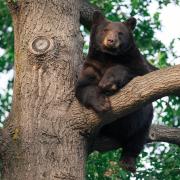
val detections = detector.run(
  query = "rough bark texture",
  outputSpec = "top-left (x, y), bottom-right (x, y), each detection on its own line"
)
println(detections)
top-left (78, 65), bottom-right (180, 129)
top-left (1, 0), bottom-right (180, 180)
top-left (80, 0), bottom-right (100, 30)
top-left (148, 125), bottom-right (180, 145)
top-left (2, 0), bottom-right (86, 179)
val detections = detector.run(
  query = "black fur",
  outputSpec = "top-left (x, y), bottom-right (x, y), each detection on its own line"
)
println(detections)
top-left (75, 11), bottom-right (156, 172)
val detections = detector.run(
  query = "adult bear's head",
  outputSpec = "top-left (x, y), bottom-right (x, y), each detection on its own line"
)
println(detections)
top-left (90, 11), bottom-right (136, 56)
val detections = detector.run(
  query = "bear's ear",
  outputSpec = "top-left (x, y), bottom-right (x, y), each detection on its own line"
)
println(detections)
top-left (92, 11), bottom-right (106, 25)
top-left (125, 17), bottom-right (137, 31)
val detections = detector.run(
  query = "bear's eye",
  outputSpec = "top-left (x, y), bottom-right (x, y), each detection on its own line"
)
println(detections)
top-left (118, 32), bottom-right (123, 36)
top-left (103, 28), bottom-right (108, 32)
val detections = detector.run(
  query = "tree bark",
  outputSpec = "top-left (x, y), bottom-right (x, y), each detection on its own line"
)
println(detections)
top-left (2, 0), bottom-right (87, 179)
top-left (75, 65), bottom-right (180, 129)
top-left (80, 0), bottom-right (100, 30)
top-left (148, 125), bottom-right (180, 145)
top-left (1, 0), bottom-right (180, 180)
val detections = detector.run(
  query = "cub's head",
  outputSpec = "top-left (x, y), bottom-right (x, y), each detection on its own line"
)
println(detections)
top-left (90, 11), bottom-right (136, 55)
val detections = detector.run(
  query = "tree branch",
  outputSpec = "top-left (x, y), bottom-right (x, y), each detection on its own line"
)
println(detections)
top-left (91, 124), bottom-right (180, 152)
top-left (80, 0), bottom-right (100, 30)
top-left (79, 1), bottom-right (180, 147)
top-left (148, 125), bottom-right (180, 145)
top-left (79, 65), bottom-right (180, 129)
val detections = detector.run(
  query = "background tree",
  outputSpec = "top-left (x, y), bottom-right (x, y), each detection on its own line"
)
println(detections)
top-left (0, 0), bottom-right (179, 179)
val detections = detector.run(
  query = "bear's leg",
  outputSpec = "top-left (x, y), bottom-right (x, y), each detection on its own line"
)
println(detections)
top-left (119, 127), bottom-right (149, 173)
top-left (76, 85), bottom-right (111, 112)
top-left (98, 65), bottom-right (133, 93)
top-left (119, 105), bottom-right (153, 172)
top-left (75, 65), bottom-right (111, 112)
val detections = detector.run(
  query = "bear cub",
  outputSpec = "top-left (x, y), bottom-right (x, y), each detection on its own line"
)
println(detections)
top-left (75, 11), bottom-right (156, 172)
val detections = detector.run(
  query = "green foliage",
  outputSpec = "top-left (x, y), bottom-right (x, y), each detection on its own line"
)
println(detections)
top-left (0, 0), bottom-right (13, 125)
top-left (86, 0), bottom-right (180, 179)
top-left (86, 145), bottom-right (180, 179)
top-left (0, 0), bottom-right (179, 179)
top-left (0, 0), bottom-right (14, 71)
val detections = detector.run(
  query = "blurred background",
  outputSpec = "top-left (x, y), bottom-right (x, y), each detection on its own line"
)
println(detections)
top-left (0, 0), bottom-right (180, 179)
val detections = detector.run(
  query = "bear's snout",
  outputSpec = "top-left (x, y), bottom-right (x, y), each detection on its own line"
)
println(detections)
top-left (103, 32), bottom-right (120, 49)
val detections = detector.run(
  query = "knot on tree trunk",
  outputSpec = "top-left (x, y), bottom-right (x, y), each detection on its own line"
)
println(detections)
top-left (29, 36), bottom-right (54, 56)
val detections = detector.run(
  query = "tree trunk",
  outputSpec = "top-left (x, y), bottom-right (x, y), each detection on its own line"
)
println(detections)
top-left (1, 1), bottom-right (180, 180)
top-left (2, 0), bottom-right (87, 179)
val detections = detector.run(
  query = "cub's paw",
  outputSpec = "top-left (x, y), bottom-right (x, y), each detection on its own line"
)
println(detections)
top-left (119, 156), bottom-right (136, 173)
top-left (98, 77), bottom-right (117, 92)
top-left (92, 96), bottom-right (111, 113)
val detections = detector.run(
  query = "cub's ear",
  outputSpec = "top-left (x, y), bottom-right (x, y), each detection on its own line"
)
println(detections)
top-left (125, 17), bottom-right (137, 31)
top-left (92, 11), bottom-right (106, 25)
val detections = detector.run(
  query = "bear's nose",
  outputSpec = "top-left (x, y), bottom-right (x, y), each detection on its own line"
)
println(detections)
top-left (104, 32), bottom-right (119, 48)
top-left (107, 39), bottom-right (115, 45)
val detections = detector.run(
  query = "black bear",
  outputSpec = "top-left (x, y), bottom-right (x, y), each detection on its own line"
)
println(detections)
top-left (75, 11), bottom-right (157, 172)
